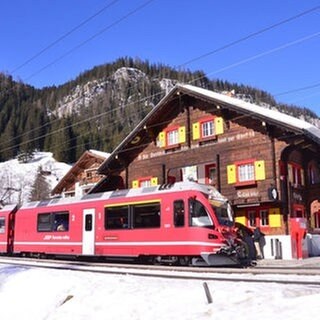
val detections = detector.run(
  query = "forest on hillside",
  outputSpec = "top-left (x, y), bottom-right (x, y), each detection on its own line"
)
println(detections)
top-left (0, 57), bottom-right (318, 163)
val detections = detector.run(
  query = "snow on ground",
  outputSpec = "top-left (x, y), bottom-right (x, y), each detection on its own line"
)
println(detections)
top-left (0, 265), bottom-right (320, 320)
top-left (0, 152), bottom-right (71, 204)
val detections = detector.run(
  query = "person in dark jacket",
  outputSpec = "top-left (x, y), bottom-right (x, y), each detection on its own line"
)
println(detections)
top-left (253, 227), bottom-right (265, 259)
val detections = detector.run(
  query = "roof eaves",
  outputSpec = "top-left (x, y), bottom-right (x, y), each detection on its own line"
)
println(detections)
top-left (98, 85), bottom-right (181, 174)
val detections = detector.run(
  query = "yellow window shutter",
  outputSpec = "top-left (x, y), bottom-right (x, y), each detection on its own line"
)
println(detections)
top-left (227, 164), bottom-right (236, 184)
top-left (269, 208), bottom-right (281, 228)
top-left (132, 180), bottom-right (139, 189)
top-left (178, 126), bottom-right (186, 144)
top-left (192, 122), bottom-right (200, 140)
top-left (151, 177), bottom-right (158, 186)
top-left (158, 131), bottom-right (166, 148)
top-left (214, 117), bottom-right (224, 135)
top-left (255, 160), bottom-right (266, 180)
top-left (235, 216), bottom-right (247, 226)
top-left (235, 210), bottom-right (246, 226)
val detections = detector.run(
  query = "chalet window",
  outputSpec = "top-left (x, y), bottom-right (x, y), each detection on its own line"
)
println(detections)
top-left (132, 177), bottom-right (158, 188)
top-left (167, 129), bottom-right (179, 146)
top-left (260, 209), bottom-right (269, 226)
top-left (202, 119), bottom-right (214, 138)
top-left (37, 212), bottom-right (69, 232)
top-left (86, 171), bottom-right (93, 179)
top-left (237, 207), bottom-right (281, 229)
top-left (158, 126), bottom-right (186, 148)
top-left (204, 164), bottom-right (217, 186)
top-left (248, 210), bottom-right (256, 227)
top-left (308, 161), bottom-right (320, 185)
top-left (288, 162), bottom-right (304, 187)
top-left (227, 160), bottom-right (265, 185)
top-left (238, 163), bottom-right (255, 182)
top-left (192, 117), bottom-right (224, 141)
top-left (0, 217), bottom-right (5, 233)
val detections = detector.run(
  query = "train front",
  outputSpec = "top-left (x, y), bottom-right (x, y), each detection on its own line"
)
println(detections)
top-left (200, 188), bottom-right (249, 267)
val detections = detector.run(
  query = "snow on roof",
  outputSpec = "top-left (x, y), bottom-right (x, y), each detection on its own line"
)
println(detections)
top-left (89, 149), bottom-right (110, 159)
top-left (179, 84), bottom-right (320, 141)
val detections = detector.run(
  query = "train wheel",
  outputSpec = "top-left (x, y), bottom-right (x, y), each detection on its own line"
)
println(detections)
top-left (178, 256), bottom-right (190, 266)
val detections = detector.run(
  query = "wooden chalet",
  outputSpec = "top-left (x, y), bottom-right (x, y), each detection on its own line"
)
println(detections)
top-left (93, 84), bottom-right (320, 258)
top-left (52, 150), bottom-right (109, 198)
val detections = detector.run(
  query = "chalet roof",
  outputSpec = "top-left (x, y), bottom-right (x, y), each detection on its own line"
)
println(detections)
top-left (51, 149), bottom-right (109, 195)
top-left (98, 83), bottom-right (320, 175)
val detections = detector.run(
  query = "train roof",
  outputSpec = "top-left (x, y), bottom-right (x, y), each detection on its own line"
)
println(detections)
top-left (16, 182), bottom-right (227, 210)
top-left (0, 204), bottom-right (18, 213)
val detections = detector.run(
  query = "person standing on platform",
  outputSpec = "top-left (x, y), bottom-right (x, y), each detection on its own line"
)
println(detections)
top-left (253, 227), bottom-right (265, 259)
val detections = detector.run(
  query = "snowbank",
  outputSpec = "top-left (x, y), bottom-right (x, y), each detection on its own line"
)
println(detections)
top-left (0, 265), bottom-right (320, 320)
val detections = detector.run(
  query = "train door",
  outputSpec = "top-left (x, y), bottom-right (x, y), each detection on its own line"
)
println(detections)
top-left (82, 208), bottom-right (95, 255)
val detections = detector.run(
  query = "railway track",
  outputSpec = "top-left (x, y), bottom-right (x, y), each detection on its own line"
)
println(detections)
top-left (1, 256), bottom-right (320, 286)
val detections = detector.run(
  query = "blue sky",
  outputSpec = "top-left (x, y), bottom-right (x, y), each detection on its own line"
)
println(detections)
top-left (0, 0), bottom-right (319, 114)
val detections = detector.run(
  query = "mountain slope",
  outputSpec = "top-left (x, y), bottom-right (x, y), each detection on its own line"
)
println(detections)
top-left (0, 57), bottom-right (319, 164)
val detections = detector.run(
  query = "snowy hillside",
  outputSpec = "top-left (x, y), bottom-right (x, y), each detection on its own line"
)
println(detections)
top-left (0, 152), bottom-right (71, 205)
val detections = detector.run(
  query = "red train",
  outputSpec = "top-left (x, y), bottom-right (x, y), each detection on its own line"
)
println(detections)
top-left (0, 182), bottom-right (246, 266)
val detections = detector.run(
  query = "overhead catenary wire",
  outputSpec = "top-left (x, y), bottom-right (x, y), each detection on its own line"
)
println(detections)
top-left (178, 5), bottom-right (320, 68)
top-left (10, 0), bottom-right (121, 75)
top-left (0, 5), bottom-right (319, 157)
top-left (0, 37), bottom-right (317, 155)
top-left (24, 0), bottom-right (156, 83)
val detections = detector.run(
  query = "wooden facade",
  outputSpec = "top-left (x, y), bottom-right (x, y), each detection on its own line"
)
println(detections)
top-left (95, 84), bottom-right (320, 239)
top-left (52, 150), bottom-right (108, 197)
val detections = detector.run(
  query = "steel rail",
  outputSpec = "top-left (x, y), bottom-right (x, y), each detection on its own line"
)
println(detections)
top-left (1, 256), bottom-right (320, 286)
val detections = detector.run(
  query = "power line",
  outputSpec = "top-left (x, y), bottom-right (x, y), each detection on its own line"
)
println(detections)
top-left (10, 0), bottom-right (121, 74)
top-left (204, 31), bottom-right (320, 77)
top-left (1, 4), bottom-right (319, 157)
top-left (274, 82), bottom-right (320, 97)
top-left (179, 5), bottom-right (320, 68)
top-left (24, 0), bottom-right (156, 83)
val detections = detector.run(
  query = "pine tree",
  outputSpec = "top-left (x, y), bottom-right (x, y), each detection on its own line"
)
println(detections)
top-left (30, 167), bottom-right (51, 201)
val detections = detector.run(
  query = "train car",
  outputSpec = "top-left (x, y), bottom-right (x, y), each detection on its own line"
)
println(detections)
top-left (0, 204), bottom-right (17, 254)
top-left (2, 182), bottom-right (245, 266)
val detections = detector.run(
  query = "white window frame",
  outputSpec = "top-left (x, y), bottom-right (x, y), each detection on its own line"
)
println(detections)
top-left (167, 129), bottom-right (179, 146)
top-left (238, 163), bottom-right (255, 182)
top-left (260, 209), bottom-right (269, 226)
top-left (201, 120), bottom-right (214, 138)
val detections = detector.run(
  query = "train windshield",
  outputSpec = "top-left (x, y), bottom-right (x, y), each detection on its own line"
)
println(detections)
top-left (189, 199), bottom-right (213, 228)
top-left (210, 200), bottom-right (234, 227)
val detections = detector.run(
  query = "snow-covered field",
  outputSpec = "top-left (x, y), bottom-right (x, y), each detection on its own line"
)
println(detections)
top-left (1, 264), bottom-right (320, 320)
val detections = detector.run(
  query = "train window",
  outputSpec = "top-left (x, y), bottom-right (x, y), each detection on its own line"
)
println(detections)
top-left (174, 200), bottom-right (185, 227)
top-left (132, 202), bottom-right (160, 229)
top-left (37, 212), bottom-right (69, 232)
top-left (214, 205), bottom-right (233, 227)
top-left (85, 214), bottom-right (93, 231)
top-left (189, 199), bottom-right (213, 228)
top-left (105, 206), bottom-right (129, 230)
top-left (0, 217), bottom-right (5, 233)
top-left (54, 213), bottom-right (69, 231)
top-left (37, 213), bottom-right (52, 232)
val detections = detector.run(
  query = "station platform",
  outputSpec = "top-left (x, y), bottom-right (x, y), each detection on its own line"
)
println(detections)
top-left (256, 256), bottom-right (320, 268)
